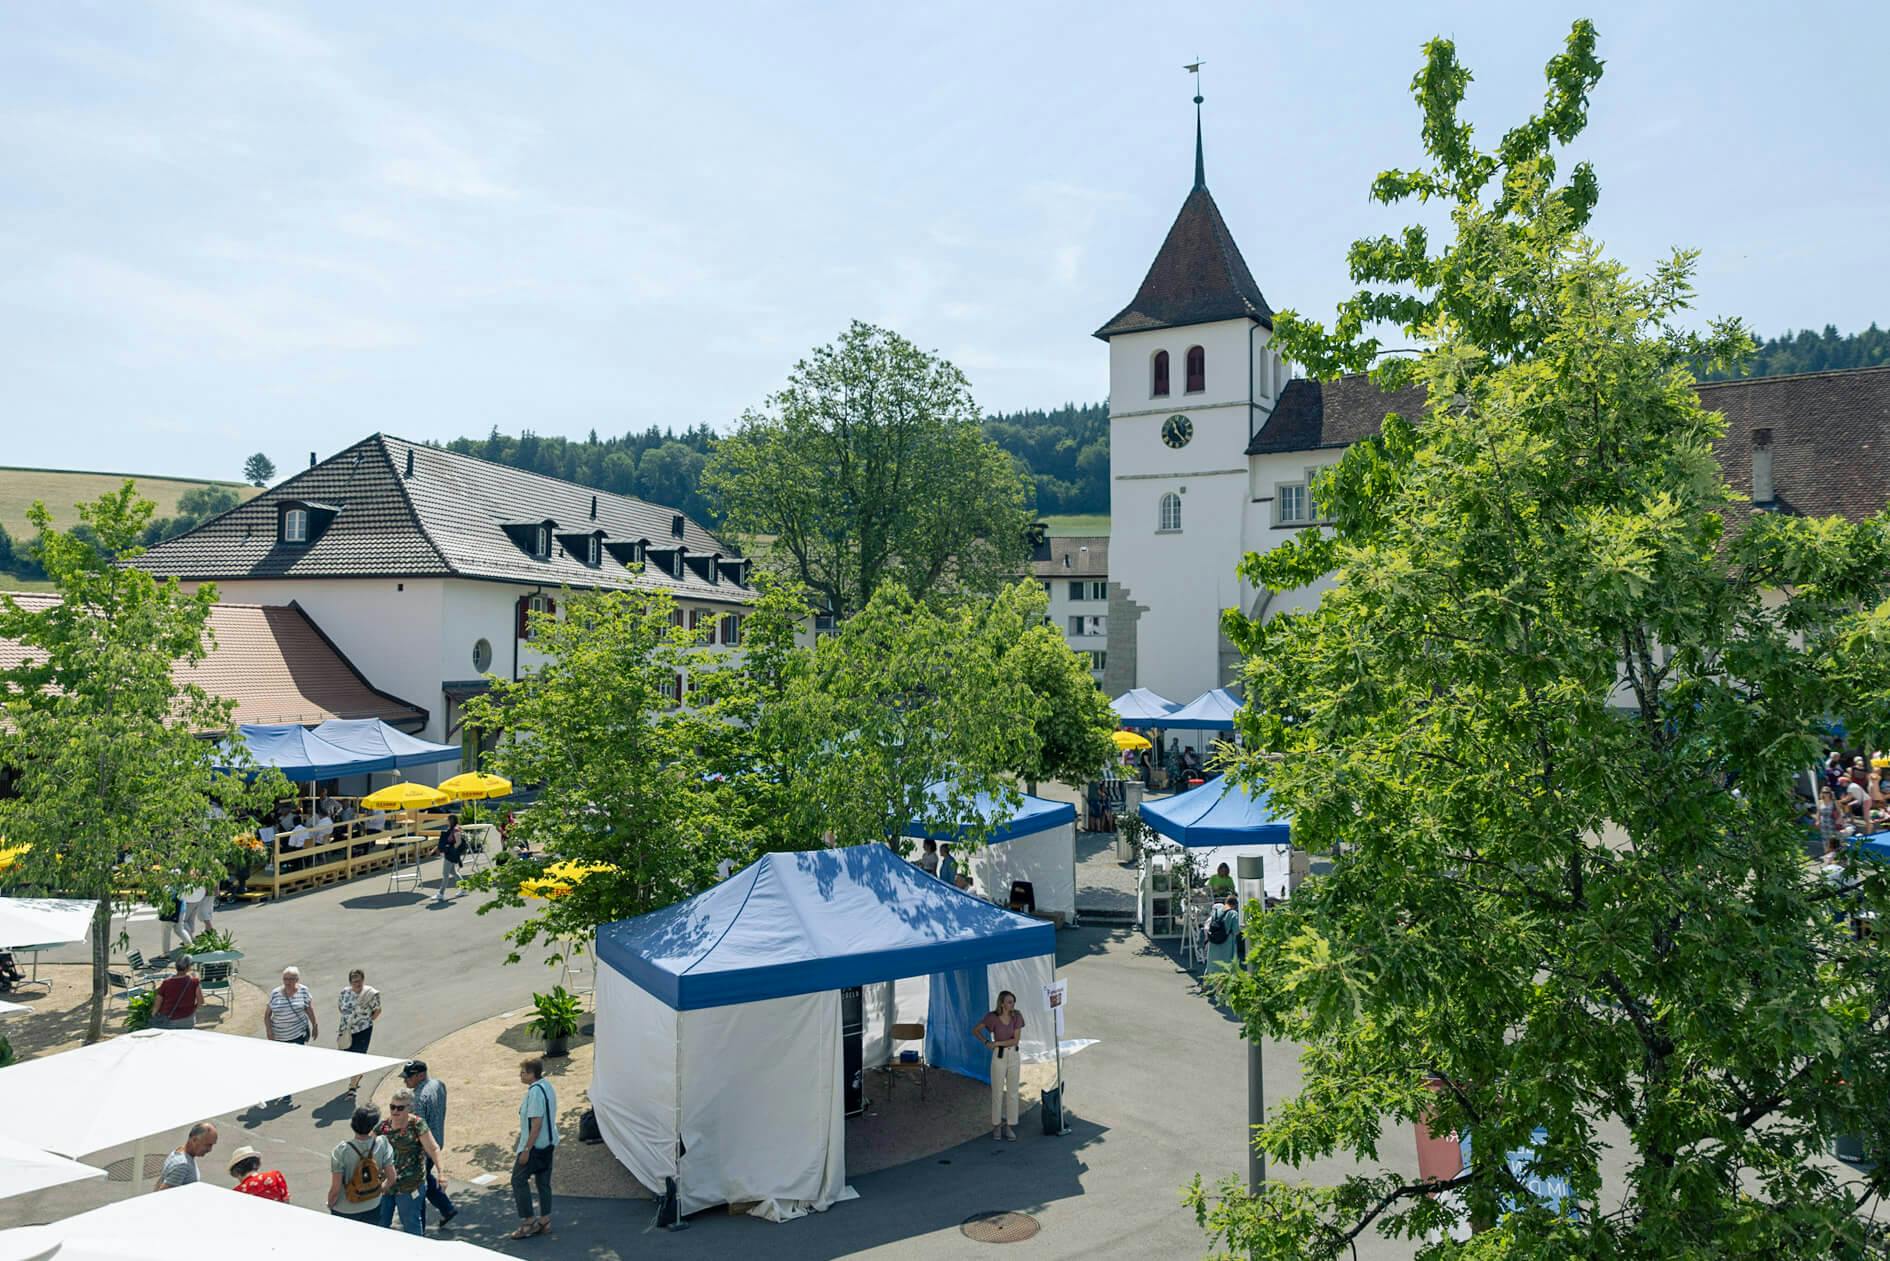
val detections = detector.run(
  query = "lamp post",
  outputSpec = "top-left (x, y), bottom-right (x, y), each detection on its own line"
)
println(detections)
top-left (1236, 853), bottom-right (1266, 1193)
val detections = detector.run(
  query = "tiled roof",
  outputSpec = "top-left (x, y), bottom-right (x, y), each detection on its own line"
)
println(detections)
top-left (1246, 365), bottom-right (1890, 524)
top-left (1247, 376), bottom-right (1431, 455)
top-left (0, 594), bottom-right (425, 731)
top-left (1031, 536), bottom-right (1109, 578)
top-left (128, 434), bottom-right (751, 604)
top-left (1095, 184), bottom-right (1274, 339)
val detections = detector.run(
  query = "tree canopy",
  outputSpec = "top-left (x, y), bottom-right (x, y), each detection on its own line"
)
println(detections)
top-left (1188, 21), bottom-right (1889, 1259)
top-left (703, 322), bottom-right (1035, 618)
top-left (0, 486), bottom-right (285, 1042)
top-left (242, 452), bottom-right (276, 487)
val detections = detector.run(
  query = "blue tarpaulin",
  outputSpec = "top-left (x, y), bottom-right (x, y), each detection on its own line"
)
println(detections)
top-left (219, 723), bottom-right (383, 782)
top-left (595, 843), bottom-right (1055, 1011)
top-left (1111, 687), bottom-right (1180, 727)
top-left (310, 718), bottom-right (461, 770)
top-left (1142, 775), bottom-right (1291, 847)
top-left (1858, 836), bottom-right (1890, 864)
top-left (1162, 687), bottom-right (1244, 731)
top-left (907, 783), bottom-right (1076, 844)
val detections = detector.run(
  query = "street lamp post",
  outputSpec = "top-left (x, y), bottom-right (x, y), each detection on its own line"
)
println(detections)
top-left (1236, 853), bottom-right (1267, 1194)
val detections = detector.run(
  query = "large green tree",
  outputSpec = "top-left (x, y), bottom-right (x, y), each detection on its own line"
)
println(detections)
top-left (704, 322), bottom-right (1035, 619)
top-left (993, 582), bottom-right (1116, 794)
top-left (1188, 21), bottom-right (1888, 1259)
top-left (461, 586), bottom-right (750, 962)
top-left (0, 487), bottom-right (284, 1043)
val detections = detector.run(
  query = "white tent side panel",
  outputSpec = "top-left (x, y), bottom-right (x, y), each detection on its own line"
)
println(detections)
top-left (861, 981), bottom-right (895, 1070)
top-left (968, 822), bottom-right (1077, 919)
top-left (988, 954), bottom-right (1057, 1063)
top-left (676, 990), bottom-right (846, 1218)
top-left (1187, 842), bottom-right (1292, 900)
top-left (591, 965), bottom-right (680, 1195)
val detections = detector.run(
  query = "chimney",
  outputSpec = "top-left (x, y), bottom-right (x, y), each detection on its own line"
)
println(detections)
top-left (590, 495), bottom-right (598, 520)
top-left (670, 513), bottom-right (685, 539)
top-left (1751, 428), bottom-right (1774, 505)
top-left (404, 448), bottom-right (415, 479)
top-left (308, 451), bottom-right (316, 468)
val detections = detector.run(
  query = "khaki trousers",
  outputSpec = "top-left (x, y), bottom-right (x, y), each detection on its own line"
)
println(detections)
top-left (989, 1048), bottom-right (1021, 1126)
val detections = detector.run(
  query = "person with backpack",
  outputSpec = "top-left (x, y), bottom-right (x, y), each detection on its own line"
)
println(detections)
top-left (1204, 893), bottom-right (1241, 978)
top-left (435, 819), bottom-right (466, 904)
top-left (327, 1104), bottom-right (396, 1223)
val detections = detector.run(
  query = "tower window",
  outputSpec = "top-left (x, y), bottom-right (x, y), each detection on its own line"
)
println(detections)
top-left (1152, 350), bottom-right (1171, 398)
top-left (1158, 492), bottom-right (1182, 533)
top-left (1185, 346), bottom-right (1205, 394)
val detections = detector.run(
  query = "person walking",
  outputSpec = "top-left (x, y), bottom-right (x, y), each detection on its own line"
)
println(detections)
top-left (937, 843), bottom-right (958, 887)
top-left (917, 838), bottom-right (940, 876)
top-left (508, 1057), bottom-right (558, 1239)
top-left (403, 1059), bottom-right (458, 1230)
top-left (435, 819), bottom-right (466, 904)
top-left (328, 1104), bottom-right (396, 1223)
top-left (150, 958), bottom-right (202, 1030)
top-left (178, 883), bottom-right (214, 940)
top-left (155, 1122), bottom-right (216, 1191)
top-left (1204, 894), bottom-right (1241, 978)
top-left (974, 991), bottom-right (1025, 1141)
top-left (263, 965), bottom-right (317, 1106)
top-left (227, 1146), bottom-right (289, 1202)
top-left (376, 1089), bottom-right (446, 1235)
top-left (336, 969), bottom-right (381, 1097)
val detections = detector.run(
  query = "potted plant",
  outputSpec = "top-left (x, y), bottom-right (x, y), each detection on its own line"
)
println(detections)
top-left (124, 991), bottom-right (156, 1032)
top-left (528, 986), bottom-right (581, 1057)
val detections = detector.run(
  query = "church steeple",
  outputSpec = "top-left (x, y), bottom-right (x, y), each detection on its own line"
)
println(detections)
top-left (1193, 87), bottom-right (1205, 189)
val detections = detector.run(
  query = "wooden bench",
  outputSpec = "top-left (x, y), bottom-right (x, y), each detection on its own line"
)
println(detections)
top-left (246, 815), bottom-right (447, 900)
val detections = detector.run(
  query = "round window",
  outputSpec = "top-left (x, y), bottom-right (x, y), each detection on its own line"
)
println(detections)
top-left (472, 638), bottom-right (493, 672)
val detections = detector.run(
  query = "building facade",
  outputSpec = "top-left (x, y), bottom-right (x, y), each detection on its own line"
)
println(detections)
top-left (1031, 535), bottom-right (1108, 681)
top-left (1099, 118), bottom-right (1890, 704)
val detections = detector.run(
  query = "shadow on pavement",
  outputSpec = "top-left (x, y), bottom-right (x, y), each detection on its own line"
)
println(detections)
top-left (339, 891), bottom-right (430, 911)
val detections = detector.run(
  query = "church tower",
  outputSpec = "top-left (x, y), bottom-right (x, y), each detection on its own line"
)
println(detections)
top-left (1095, 92), bottom-right (1286, 706)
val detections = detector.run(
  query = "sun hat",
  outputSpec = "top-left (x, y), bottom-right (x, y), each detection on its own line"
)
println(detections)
top-left (226, 1145), bottom-right (262, 1176)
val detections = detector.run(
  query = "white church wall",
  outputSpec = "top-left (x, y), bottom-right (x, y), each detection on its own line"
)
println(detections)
top-left (1240, 448), bottom-right (1348, 623)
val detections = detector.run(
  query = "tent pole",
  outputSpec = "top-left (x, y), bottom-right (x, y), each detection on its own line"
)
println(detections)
top-left (128, 1135), bottom-right (146, 1198)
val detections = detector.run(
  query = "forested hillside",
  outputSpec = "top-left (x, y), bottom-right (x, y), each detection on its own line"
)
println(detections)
top-left (1694, 323), bottom-right (1889, 380)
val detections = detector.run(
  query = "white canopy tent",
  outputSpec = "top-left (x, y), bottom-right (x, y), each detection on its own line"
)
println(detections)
top-left (0, 1182), bottom-right (505, 1260)
top-left (0, 1029), bottom-right (403, 1194)
top-left (0, 899), bottom-right (96, 950)
top-left (0, 1136), bottom-right (106, 1202)
top-left (592, 844), bottom-right (1059, 1221)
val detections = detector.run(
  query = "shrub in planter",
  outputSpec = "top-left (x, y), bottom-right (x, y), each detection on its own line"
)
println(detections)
top-left (528, 986), bottom-right (582, 1057)
top-left (125, 991), bottom-right (156, 1032)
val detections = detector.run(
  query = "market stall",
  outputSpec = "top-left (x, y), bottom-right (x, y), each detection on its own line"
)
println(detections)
top-left (591, 844), bottom-right (1058, 1221)
top-left (1139, 775), bottom-right (1294, 942)
top-left (1161, 686), bottom-right (1245, 731)
top-left (906, 783), bottom-right (1079, 922)
top-left (1110, 687), bottom-right (1180, 728)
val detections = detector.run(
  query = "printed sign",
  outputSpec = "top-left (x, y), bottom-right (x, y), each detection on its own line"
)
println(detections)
top-left (1042, 979), bottom-right (1067, 1038)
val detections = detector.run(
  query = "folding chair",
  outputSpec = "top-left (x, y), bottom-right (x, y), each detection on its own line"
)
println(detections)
top-left (198, 962), bottom-right (234, 1012)
top-left (879, 1022), bottom-right (928, 1100)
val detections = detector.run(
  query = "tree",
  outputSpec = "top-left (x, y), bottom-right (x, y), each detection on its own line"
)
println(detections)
top-left (1188, 21), bottom-right (1889, 1259)
top-left (635, 441), bottom-right (709, 520)
top-left (460, 587), bottom-right (750, 963)
top-left (759, 582), bottom-right (1038, 852)
top-left (242, 454), bottom-right (275, 487)
top-left (704, 322), bottom-right (1035, 619)
top-left (992, 582), bottom-right (1116, 793)
top-left (0, 486), bottom-right (285, 1042)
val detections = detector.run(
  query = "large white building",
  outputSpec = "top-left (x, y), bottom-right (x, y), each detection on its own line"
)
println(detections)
top-left (1097, 114), bottom-right (1890, 703)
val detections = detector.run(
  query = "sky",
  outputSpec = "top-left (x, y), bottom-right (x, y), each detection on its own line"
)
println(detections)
top-left (2, 1), bottom-right (1886, 482)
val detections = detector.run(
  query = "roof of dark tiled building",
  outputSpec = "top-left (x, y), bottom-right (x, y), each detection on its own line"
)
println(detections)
top-left (1246, 365), bottom-right (1890, 523)
top-left (128, 434), bottom-right (751, 603)
top-left (0, 594), bottom-right (425, 730)
top-left (1247, 376), bottom-right (1432, 454)
top-left (1031, 536), bottom-right (1108, 578)
top-left (1094, 182), bottom-right (1274, 339)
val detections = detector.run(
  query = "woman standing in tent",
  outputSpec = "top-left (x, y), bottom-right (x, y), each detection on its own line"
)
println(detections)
top-left (974, 991), bottom-right (1025, 1142)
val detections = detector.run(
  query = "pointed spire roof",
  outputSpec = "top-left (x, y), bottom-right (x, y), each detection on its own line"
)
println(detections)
top-left (1094, 110), bottom-right (1274, 341)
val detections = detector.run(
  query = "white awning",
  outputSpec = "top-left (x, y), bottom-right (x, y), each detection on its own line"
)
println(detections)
top-left (0, 899), bottom-right (97, 950)
top-left (0, 1135), bottom-right (105, 1202)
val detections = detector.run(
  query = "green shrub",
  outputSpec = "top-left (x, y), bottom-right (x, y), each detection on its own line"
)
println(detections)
top-left (527, 986), bottom-right (581, 1041)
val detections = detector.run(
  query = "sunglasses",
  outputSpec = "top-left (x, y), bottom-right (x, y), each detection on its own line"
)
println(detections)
top-left (389, 1105), bottom-right (408, 1113)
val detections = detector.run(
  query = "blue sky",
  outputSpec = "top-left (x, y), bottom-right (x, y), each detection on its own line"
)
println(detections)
top-left (2, 2), bottom-right (1885, 481)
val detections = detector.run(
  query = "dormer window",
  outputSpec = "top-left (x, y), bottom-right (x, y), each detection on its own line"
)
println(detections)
top-left (588, 535), bottom-right (601, 566)
top-left (276, 499), bottom-right (338, 547)
top-left (283, 509), bottom-right (309, 544)
top-left (672, 549), bottom-right (684, 580)
top-left (500, 518), bottom-right (559, 561)
top-left (536, 525), bottom-right (551, 558)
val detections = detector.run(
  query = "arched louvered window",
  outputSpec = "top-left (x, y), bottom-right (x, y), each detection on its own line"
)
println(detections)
top-left (1158, 492), bottom-right (1182, 533)
top-left (1151, 350), bottom-right (1170, 398)
top-left (1185, 345), bottom-right (1205, 393)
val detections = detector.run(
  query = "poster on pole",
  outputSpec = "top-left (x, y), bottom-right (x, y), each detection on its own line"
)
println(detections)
top-left (1042, 978), bottom-right (1067, 1039)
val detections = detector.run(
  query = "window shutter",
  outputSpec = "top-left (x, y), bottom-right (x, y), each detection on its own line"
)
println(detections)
top-left (516, 596), bottom-right (530, 639)
top-left (545, 597), bottom-right (556, 619)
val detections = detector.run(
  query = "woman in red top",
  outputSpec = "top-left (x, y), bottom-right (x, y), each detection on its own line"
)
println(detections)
top-left (227, 1147), bottom-right (289, 1202)
top-left (974, 990), bottom-right (1026, 1142)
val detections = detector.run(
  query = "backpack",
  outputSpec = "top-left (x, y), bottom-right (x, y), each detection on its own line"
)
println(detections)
top-left (1206, 910), bottom-right (1230, 945)
top-left (342, 1139), bottom-right (384, 1204)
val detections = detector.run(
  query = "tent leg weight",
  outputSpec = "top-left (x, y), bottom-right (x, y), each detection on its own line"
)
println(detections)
top-left (654, 1177), bottom-right (687, 1230)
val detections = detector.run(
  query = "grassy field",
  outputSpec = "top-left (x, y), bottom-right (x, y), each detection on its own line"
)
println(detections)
top-left (0, 467), bottom-right (258, 536)
top-left (1040, 513), bottom-right (1110, 535)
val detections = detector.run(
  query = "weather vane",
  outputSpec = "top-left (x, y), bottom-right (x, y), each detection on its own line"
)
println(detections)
top-left (1184, 59), bottom-right (1204, 105)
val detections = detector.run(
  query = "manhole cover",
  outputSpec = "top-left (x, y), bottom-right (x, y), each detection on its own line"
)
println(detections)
top-left (103, 1153), bottom-right (168, 1183)
top-left (961, 1211), bottom-right (1041, 1244)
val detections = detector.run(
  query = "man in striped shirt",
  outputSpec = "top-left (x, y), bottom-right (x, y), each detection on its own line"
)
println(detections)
top-left (262, 965), bottom-right (318, 1107)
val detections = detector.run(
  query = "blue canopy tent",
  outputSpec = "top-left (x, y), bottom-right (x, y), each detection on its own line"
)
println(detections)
top-left (217, 723), bottom-right (386, 782)
top-left (1111, 687), bottom-right (1180, 728)
top-left (1161, 686), bottom-right (1244, 731)
top-left (906, 783), bottom-right (1080, 919)
top-left (309, 718), bottom-right (461, 771)
top-left (591, 844), bottom-right (1059, 1218)
top-left (1142, 775), bottom-right (1290, 847)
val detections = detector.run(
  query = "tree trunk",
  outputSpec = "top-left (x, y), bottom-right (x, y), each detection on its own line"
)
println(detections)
top-left (85, 897), bottom-right (110, 1044)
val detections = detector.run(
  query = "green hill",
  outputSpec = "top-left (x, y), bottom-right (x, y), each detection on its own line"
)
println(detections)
top-left (0, 466), bottom-right (257, 538)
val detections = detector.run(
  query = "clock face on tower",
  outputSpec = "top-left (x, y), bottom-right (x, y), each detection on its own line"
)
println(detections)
top-left (1161, 414), bottom-right (1194, 449)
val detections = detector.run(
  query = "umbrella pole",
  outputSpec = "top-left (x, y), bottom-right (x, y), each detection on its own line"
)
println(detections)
top-left (127, 1134), bottom-right (146, 1197)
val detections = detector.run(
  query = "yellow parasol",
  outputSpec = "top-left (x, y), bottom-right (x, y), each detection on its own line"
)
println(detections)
top-left (437, 772), bottom-right (514, 800)
top-left (360, 782), bottom-right (450, 812)
top-left (1111, 731), bottom-right (1152, 752)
